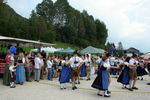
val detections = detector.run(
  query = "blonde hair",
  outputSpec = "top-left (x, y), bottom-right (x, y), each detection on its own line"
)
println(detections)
top-left (6, 50), bottom-right (11, 58)
top-left (19, 52), bottom-right (24, 58)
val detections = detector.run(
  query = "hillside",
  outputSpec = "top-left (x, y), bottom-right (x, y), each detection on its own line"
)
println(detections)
top-left (0, 0), bottom-right (108, 49)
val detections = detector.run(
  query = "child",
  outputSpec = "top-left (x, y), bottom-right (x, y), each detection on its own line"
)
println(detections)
top-left (9, 61), bottom-right (16, 88)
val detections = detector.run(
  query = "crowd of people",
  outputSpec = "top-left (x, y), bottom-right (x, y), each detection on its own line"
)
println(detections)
top-left (2, 48), bottom-right (150, 98)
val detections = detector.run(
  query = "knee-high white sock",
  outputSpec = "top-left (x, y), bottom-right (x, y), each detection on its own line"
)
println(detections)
top-left (97, 90), bottom-right (101, 94)
top-left (64, 83), bottom-right (66, 88)
top-left (60, 83), bottom-right (63, 88)
top-left (122, 84), bottom-right (125, 88)
top-left (72, 81), bottom-right (75, 87)
top-left (12, 82), bottom-right (14, 86)
top-left (10, 82), bottom-right (12, 87)
top-left (104, 90), bottom-right (108, 95)
top-left (133, 80), bottom-right (136, 87)
top-left (129, 80), bottom-right (133, 88)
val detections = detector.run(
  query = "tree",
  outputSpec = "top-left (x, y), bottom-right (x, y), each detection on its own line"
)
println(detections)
top-left (0, 0), bottom-right (109, 48)
top-left (36, 0), bottom-right (55, 24)
top-left (95, 19), bottom-right (108, 45)
top-left (117, 42), bottom-right (124, 57)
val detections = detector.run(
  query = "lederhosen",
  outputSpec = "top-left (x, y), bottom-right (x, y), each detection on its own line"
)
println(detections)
top-left (129, 62), bottom-right (137, 80)
top-left (71, 57), bottom-right (79, 77)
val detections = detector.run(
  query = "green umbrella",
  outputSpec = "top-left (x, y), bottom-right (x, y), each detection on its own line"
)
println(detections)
top-left (55, 48), bottom-right (75, 54)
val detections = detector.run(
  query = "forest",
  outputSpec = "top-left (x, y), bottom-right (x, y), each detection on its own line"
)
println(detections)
top-left (0, 0), bottom-right (108, 49)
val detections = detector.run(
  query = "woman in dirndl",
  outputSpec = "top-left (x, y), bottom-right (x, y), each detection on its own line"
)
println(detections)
top-left (3, 51), bottom-right (14, 86)
top-left (137, 58), bottom-right (148, 80)
top-left (59, 56), bottom-right (71, 90)
top-left (91, 57), bottom-right (111, 97)
top-left (16, 52), bottom-right (26, 85)
top-left (117, 57), bottom-right (131, 89)
top-left (80, 56), bottom-right (87, 79)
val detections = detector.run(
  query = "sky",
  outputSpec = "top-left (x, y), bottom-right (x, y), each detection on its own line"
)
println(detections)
top-left (7, 0), bottom-right (150, 53)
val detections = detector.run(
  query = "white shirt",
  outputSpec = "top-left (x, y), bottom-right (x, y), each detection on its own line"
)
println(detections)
top-left (9, 65), bottom-right (16, 72)
top-left (10, 55), bottom-right (14, 61)
top-left (61, 60), bottom-right (69, 66)
top-left (47, 60), bottom-right (53, 68)
top-left (69, 56), bottom-right (83, 68)
top-left (124, 62), bottom-right (129, 66)
top-left (40, 59), bottom-right (44, 67)
top-left (85, 57), bottom-right (91, 66)
top-left (34, 57), bottom-right (41, 69)
top-left (110, 57), bottom-right (115, 65)
top-left (103, 62), bottom-right (111, 69)
top-left (118, 59), bottom-right (123, 64)
top-left (129, 58), bottom-right (137, 70)
top-left (22, 58), bottom-right (25, 63)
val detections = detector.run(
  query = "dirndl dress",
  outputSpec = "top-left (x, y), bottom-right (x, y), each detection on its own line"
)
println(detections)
top-left (80, 63), bottom-right (87, 77)
top-left (117, 65), bottom-right (130, 85)
top-left (137, 65), bottom-right (148, 76)
top-left (16, 65), bottom-right (26, 82)
top-left (59, 66), bottom-right (71, 83)
top-left (3, 64), bottom-right (10, 86)
top-left (91, 63), bottom-right (109, 90)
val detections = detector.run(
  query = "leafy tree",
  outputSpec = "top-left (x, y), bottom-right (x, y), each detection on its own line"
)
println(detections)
top-left (0, 0), bottom-right (108, 49)
top-left (117, 42), bottom-right (124, 57)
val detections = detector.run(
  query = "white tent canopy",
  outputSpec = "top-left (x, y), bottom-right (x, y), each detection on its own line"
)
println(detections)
top-left (30, 47), bottom-right (62, 54)
top-left (80, 46), bottom-right (105, 54)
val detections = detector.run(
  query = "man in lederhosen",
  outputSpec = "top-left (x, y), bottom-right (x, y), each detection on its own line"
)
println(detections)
top-left (128, 54), bottom-right (139, 91)
top-left (69, 50), bottom-right (83, 90)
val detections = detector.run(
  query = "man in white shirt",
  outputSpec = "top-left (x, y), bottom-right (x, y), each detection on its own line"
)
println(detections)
top-left (34, 54), bottom-right (42, 82)
top-left (128, 54), bottom-right (138, 91)
top-left (69, 51), bottom-right (83, 90)
top-left (47, 57), bottom-right (53, 80)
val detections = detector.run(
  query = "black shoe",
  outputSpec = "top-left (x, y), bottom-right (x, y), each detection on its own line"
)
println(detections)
top-left (132, 87), bottom-right (138, 90)
top-left (60, 88), bottom-right (63, 90)
top-left (107, 90), bottom-right (111, 94)
top-left (147, 83), bottom-right (150, 85)
top-left (72, 87), bottom-right (75, 90)
top-left (128, 88), bottom-right (133, 91)
top-left (87, 78), bottom-right (91, 81)
top-left (141, 78), bottom-right (143, 80)
top-left (104, 94), bottom-right (110, 97)
top-left (97, 93), bottom-right (103, 96)
top-left (74, 86), bottom-right (78, 89)
top-left (78, 81), bottom-right (80, 84)
top-left (64, 87), bottom-right (66, 89)
top-left (10, 86), bottom-right (15, 88)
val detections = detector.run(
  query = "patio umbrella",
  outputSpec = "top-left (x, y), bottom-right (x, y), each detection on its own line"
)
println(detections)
top-left (55, 48), bottom-right (75, 54)
top-left (80, 46), bottom-right (105, 54)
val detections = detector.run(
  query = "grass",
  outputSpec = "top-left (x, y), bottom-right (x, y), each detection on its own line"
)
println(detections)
top-left (54, 42), bottom-right (82, 50)
top-left (0, 47), bottom-right (8, 53)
